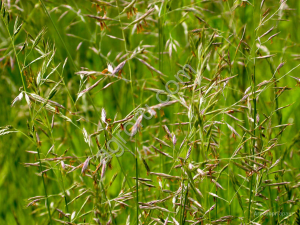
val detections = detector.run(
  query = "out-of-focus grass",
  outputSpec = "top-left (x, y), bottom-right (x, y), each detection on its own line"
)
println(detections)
top-left (1, 0), bottom-right (300, 224)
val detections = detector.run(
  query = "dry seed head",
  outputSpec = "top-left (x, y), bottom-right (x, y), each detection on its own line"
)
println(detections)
top-left (162, 125), bottom-right (172, 139)
top-left (61, 161), bottom-right (66, 170)
top-left (81, 157), bottom-right (90, 175)
top-left (101, 160), bottom-right (106, 179)
top-left (172, 134), bottom-right (177, 146)
top-left (130, 114), bottom-right (143, 136)
top-left (11, 92), bottom-right (23, 106)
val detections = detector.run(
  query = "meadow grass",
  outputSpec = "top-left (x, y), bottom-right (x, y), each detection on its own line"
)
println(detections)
top-left (1, 0), bottom-right (300, 224)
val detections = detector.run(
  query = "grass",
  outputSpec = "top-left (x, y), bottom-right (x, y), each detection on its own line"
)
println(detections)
top-left (1, 0), bottom-right (300, 224)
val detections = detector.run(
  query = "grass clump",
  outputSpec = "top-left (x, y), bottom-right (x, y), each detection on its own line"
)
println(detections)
top-left (1, 0), bottom-right (300, 224)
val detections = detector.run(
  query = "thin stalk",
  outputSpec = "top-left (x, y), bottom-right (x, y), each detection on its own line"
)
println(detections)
top-left (99, 180), bottom-right (116, 225)
top-left (39, 0), bottom-right (77, 70)
top-left (115, 3), bottom-right (139, 224)
top-left (1, 16), bottom-right (26, 92)
top-left (45, 110), bottom-right (70, 220)
top-left (115, 0), bottom-right (135, 108)
top-left (36, 141), bottom-right (52, 224)
top-left (181, 183), bottom-right (189, 225)
top-left (39, 0), bottom-right (78, 110)
top-left (248, 1), bottom-right (257, 222)
top-left (135, 143), bottom-right (139, 225)
top-left (179, 180), bottom-right (185, 223)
